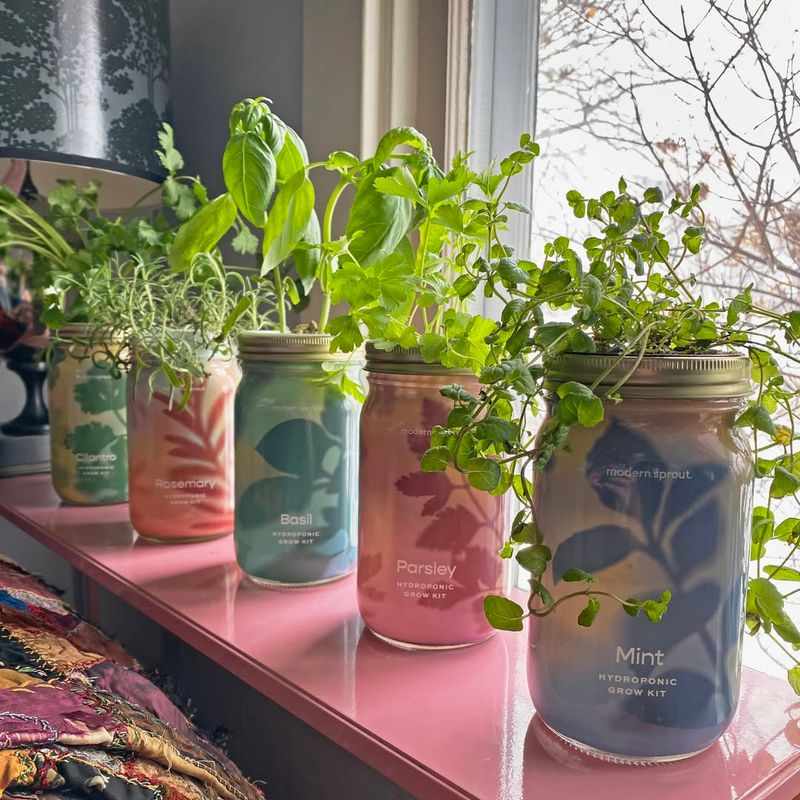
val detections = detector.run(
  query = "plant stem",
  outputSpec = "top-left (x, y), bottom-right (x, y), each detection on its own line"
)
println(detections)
top-left (318, 176), bottom-right (350, 333)
top-left (273, 265), bottom-right (287, 333)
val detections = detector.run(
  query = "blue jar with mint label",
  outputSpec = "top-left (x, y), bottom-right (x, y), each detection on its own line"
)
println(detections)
top-left (234, 333), bottom-right (361, 587)
top-left (529, 353), bottom-right (752, 763)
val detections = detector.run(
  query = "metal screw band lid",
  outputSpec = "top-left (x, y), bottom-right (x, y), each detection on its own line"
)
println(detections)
top-left (56, 323), bottom-right (122, 344)
top-left (237, 331), bottom-right (359, 362)
top-left (364, 341), bottom-right (474, 375)
top-left (545, 352), bottom-right (752, 398)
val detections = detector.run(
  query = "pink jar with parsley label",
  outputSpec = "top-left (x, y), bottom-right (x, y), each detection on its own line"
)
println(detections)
top-left (357, 345), bottom-right (506, 649)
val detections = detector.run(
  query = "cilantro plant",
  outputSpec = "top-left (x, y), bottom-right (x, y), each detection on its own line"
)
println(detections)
top-left (0, 123), bottom-right (206, 330)
top-left (0, 125), bottom-right (276, 401)
top-left (423, 168), bottom-right (800, 693)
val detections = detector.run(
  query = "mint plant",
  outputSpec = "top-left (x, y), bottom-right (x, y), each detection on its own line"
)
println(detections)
top-left (423, 164), bottom-right (800, 692)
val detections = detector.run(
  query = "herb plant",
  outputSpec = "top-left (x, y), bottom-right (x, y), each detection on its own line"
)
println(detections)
top-left (170, 99), bottom-right (540, 396)
top-left (422, 160), bottom-right (800, 692)
top-left (0, 124), bottom-right (206, 330)
top-left (0, 124), bottom-right (276, 399)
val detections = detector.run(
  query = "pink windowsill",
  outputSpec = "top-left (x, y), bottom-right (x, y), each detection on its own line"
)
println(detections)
top-left (0, 473), bottom-right (799, 800)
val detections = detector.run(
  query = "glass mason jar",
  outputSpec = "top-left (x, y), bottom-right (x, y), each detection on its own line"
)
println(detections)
top-left (127, 352), bottom-right (239, 543)
top-left (358, 344), bottom-right (507, 649)
top-left (234, 333), bottom-right (361, 587)
top-left (48, 324), bottom-right (128, 505)
top-left (529, 353), bottom-right (753, 763)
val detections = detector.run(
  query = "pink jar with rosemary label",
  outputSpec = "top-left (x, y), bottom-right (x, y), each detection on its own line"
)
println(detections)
top-left (127, 354), bottom-right (239, 543)
top-left (357, 345), bottom-right (506, 649)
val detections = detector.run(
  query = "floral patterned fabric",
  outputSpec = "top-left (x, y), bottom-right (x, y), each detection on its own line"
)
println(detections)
top-left (0, 555), bottom-right (262, 800)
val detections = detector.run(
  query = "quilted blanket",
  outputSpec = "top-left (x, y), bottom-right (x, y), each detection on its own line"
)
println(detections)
top-left (0, 555), bottom-right (262, 800)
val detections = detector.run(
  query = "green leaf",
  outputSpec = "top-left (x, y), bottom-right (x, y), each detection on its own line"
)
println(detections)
top-left (788, 667), bottom-right (800, 696)
top-left (497, 257), bottom-right (528, 286)
top-left (562, 568), bottom-right (597, 583)
top-left (734, 404), bottom-right (776, 436)
top-left (327, 314), bottom-right (363, 352)
top-left (326, 150), bottom-right (360, 172)
top-left (346, 171), bottom-right (413, 267)
top-left (640, 590), bottom-right (671, 622)
top-left (749, 577), bottom-right (785, 622)
top-left (453, 274), bottom-right (480, 299)
top-left (483, 595), bottom-right (525, 632)
top-left (770, 466), bottom-right (800, 499)
top-left (156, 123), bottom-right (184, 173)
top-left (556, 381), bottom-right (604, 427)
top-left (516, 544), bottom-right (552, 577)
top-left (682, 225), bottom-right (705, 254)
top-left (776, 517), bottom-right (800, 541)
top-left (222, 131), bottom-right (276, 226)
top-left (578, 597), bottom-right (600, 627)
top-left (511, 522), bottom-right (541, 545)
top-left (373, 126), bottom-right (429, 164)
top-left (465, 457), bottom-right (501, 491)
top-left (373, 166), bottom-right (421, 202)
top-left (475, 415), bottom-right (516, 443)
top-left (582, 274), bottom-right (602, 308)
top-left (275, 125), bottom-right (309, 183)
top-left (727, 288), bottom-right (752, 325)
top-left (168, 193), bottom-right (238, 271)
top-left (764, 565), bottom-right (800, 581)
top-left (218, 296), bottom-right (252, 339)
top-left (261, 170), bottom-right (315, 273)
top-left (232, 225), bottom-right (259, 255)
top-left (643, 186), bottom-right (664, 203)
top-left (292, 211), bottom-right (322, 292)
top-left (421, 446), bottom-right (451, 472)
top-left (439, 384), bottom-right (478, 404)
top-left (419, 332), bottom-right (446, 362)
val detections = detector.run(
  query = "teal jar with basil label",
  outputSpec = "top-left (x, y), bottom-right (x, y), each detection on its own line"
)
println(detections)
top-left (48, 324), bottom-right (128, 505)
top-left (234, 332), bottom-right (362, 587)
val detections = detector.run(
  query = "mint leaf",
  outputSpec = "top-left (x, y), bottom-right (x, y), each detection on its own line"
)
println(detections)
top-left (484, 595), bottom-right (525, 631)
top-left (577, 597), bottom-right (600, 627)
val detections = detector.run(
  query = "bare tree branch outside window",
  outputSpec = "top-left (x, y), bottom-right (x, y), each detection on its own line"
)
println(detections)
top-left (534, 0), bottom-right (799, 309)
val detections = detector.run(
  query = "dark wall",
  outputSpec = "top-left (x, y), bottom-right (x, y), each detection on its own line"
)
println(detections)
top-left (168, 0), bottom-right (304, 196)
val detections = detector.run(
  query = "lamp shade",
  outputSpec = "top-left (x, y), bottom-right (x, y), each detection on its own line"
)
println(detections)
top-left (0, 0), bottom-right (170, 192)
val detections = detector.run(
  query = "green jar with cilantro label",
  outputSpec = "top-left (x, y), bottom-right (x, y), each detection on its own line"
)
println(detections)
top-left (48, 324), bottom-right (128, 505)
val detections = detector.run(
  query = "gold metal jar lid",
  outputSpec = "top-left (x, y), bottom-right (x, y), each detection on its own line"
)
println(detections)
top-left (237, 331), bottom-right (359, 363)
top-left (57, 323), bottom-right (120, 344)
top-left (364, 342), bottom-right (474, 375)
top-left (545, 352), bottom-right (752, 399)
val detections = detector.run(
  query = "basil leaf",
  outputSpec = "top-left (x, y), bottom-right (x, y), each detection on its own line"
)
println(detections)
top-left (373, 126), bottom-right (429, 165)
top-left (168, 193), bottom-right (237, 272)
top-left (345, 171), bottom-right (413, 267)
top-left (222, 131), bottom-right (276, 226)
top-left (261, 171), bottom-right (315, 274)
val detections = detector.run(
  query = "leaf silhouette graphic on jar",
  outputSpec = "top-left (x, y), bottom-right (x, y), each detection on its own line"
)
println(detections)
top-left (548, 418), bottom-right (741, 737)
top-left (358, 553), bottom-right (386, 602)
top-left (585, 419), bottom-right (667, 521)
top-left (238, 418), bottom-right (345, 546)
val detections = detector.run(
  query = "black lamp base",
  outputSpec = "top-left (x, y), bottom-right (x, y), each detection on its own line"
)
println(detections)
top-left (1, 357), bottom-right (49, 437)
